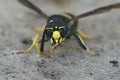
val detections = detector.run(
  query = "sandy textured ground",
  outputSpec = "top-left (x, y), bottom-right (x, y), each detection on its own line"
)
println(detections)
top-left (0, 0), bottom-right (120, 80)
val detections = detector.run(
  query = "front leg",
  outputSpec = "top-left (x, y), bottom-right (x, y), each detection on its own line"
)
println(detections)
top-left (17, 33), bottom-right (40, 54)
top-left (49, 43), bottom-right (59, 53)
top-left (17, 33), bottom-right (51, 58)
top-left (35, 42), bottom-right (51, 58)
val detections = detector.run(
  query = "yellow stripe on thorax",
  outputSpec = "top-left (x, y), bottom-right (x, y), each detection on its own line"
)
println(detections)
top-left (61, 13), bottom-right (72, 19)
top-left (61, 13), bottom-right (74, 25)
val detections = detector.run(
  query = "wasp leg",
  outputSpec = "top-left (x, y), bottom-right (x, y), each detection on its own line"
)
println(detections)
top-left (32, 26), bottom-right (51, 58)
top-left (18, 33), bottom-right (50, 58)
top-left (69, 30), bottom-right (95, 40)
top-left (37, 43), bottom-right (59, 58)
top-left (77, 29), bottom-right (98, 40)
top-left (35, 41), bottom-right (51, 58)
top-left (71, 30), bottom-right (99, 56)
top-left (77, 33), bottom-right (99, 56)
top-left (49, 43), bottom-right (59, 53)
top-left (17, 33), bottom-right (40, 54)
top-left (48, 38), bottom-right (65, 57)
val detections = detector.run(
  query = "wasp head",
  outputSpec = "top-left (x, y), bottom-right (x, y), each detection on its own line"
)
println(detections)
top-left (45, 15), bottom-right (70, 45)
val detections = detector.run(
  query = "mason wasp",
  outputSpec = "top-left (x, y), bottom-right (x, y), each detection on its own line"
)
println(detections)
top-left (18, 0), bottom-right (120, 58)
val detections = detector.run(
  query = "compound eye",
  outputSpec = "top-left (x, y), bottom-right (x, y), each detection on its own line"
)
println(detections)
top-left (46, 30), bottom-right (53, 38)
top-left (60, 28), bottom-right (67, 37)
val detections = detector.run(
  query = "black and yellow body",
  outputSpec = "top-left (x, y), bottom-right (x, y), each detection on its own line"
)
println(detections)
top-left (40, 13), bottom-right (96, 57)
top-left (18, 0), bottom-right (120, 58)
top-left (41, 13), bottom-right (78, 51)
top-left (18, 13), bottom-right (97, 58)
top-left (40, 13), bottom-right (94, 55)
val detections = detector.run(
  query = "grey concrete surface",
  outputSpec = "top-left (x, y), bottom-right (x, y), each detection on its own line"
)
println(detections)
top-left (0, 0), bottom-right (120, 80)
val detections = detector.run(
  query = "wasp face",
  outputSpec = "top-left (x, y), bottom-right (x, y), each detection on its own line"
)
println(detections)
top-left (45, 15), bottom-right (70, 45)
top-left (46, 26), bottom-right (67, 45)
top-left (51, 30), bottom-right (62, 45)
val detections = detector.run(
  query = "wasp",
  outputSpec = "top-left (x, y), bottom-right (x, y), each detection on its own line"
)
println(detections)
top-left (18, 0), bottom-right (120, 58)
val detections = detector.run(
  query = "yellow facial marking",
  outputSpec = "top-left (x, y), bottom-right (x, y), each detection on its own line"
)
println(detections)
top-left (49, 20), bottom-right (54, 23)
top-left (52, 31), bottom-right (61, 39)
top-left (51, 31), bottom-right (62, 44)
top-left (59, 26), bottom-right (65, 29)
top-left (45, 28), bottom-right (53, 30)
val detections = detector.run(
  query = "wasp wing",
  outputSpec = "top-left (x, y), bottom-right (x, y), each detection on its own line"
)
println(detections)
top-left (18, 0), bottom-right (48, 18)
top-left (72, 3), bottom-right (120, 21)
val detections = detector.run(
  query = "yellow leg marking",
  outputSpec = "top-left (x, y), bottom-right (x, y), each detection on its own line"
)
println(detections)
top-left (35, 41), bottom-right (41, 55)
top-left (18, 33), bottom-right (40, 54)
top-left (18, 32), bottom-right (51, 58)
top-left (35, 43), bottom-right (51, 58)
top-left (86, 48), bottom-right (99, 56)
top-left (77, 29), bottom-right (96, 40)
top-left (34, 37), bottom-right (51, 58)
top-left (49, 43), bottom-right (59, 53)
top-left (77, 34), bottom-right (99, 56)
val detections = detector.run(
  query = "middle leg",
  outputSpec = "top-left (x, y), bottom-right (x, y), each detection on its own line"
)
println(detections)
top-left (77, 29), bottom-right (101, 40)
